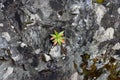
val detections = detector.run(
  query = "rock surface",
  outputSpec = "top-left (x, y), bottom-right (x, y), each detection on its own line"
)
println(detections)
top-left (0, 0), bottom-right (120, 80)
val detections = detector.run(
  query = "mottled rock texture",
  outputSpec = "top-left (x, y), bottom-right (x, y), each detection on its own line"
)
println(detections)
top-left (0, 0), bottom-right (120, 80)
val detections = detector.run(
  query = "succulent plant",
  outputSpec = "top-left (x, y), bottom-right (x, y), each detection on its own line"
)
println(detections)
top-left (50, 30), bottom-right (65, 45)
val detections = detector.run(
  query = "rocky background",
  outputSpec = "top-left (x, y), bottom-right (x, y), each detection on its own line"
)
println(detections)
top-left (0, 0), bottom-right (120, 80)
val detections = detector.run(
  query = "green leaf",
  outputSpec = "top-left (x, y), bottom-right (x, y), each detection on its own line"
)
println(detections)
top-left (58, 40), bottom-right (61, 45)
top-left (50, 34), bottom-right (56, 38)
top-left (59, 31), bottom-right (64, 36)
top-left (54, 30), bottom-right (58, 35)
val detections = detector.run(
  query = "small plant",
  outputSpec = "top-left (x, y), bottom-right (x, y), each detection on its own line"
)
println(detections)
top-left (95, 0), bottom-right (105, 4)
top-left (50, 30), bottom-right (65, 45)
top-left (92, 0), bottom-right (105, 4)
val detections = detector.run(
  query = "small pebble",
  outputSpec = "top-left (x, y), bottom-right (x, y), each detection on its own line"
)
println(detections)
top-left (117, 8), bottom-right (120, 14)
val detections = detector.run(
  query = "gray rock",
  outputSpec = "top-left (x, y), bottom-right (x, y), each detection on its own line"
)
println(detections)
top-left (0, 0), bottom-right (120, 80)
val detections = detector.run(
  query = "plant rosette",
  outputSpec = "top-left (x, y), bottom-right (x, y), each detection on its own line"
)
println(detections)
top-left (50, 30), bottom-right (65, 45)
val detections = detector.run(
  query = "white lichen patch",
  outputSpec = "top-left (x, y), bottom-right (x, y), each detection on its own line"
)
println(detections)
top-left (0, 3), bottom-right (4, 8)
top-left (70, 4), bottom-right (81, 14)
top-left (0, 23), bottom-right (3, 27)
top-left (93, 27), bottom-right (114, 42)
top-left (112, 42), bottom-right (120, 50)
top-left (20, 42), bottom-right (27, 47)
top-left (2, 32), bottom-right (11, 41)
top-left (23, 7), bottom-right (42, 27)
top-left (49, 46), bottom-right (61, 58)
top-left (11, 25), bottom-right (14, 29)
top-left (89, 42), bottom-right (99, 58)
top-left (70, 72), bottom-right (78, 80)
top-left (35, 49), bottom-right (41, 54)
top-left (94, 4), bottom-right (107, 25)
top-left (3, 67), bottom-right (14, 80)
top-left (11, 55), bottom-right (21, 61)
top-left (117, 7), bottom-right (120, 14)
top-left (26, 14), bottom-right (41, 26)
top-left (33, 0), bottom-right (52, 18)
top-left (104, 27), bottom-right (114, 40)
top-left (30, 14), bottom-right (41, 21)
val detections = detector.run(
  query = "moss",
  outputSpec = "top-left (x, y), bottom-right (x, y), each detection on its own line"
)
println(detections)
top-left (81, 63), bottom-right (103, 80)
top-left (80, 54), bottom-right (103, 80)
top-left (109, 57), bottom-right (116, 63)
top-left (108, 74), bottom-right (120, 80)
top-left (24, 21), bottom-right (33, 25)
top-left (81, 53), bottom-right (90, 62)
top-left (80, 53), bottom-right (120, 80)
top-left (104, 63), bottom-right (120, 80)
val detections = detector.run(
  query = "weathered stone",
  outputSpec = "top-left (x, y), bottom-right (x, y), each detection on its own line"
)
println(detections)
top-left (0, 0), bottom-right (120, 80)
